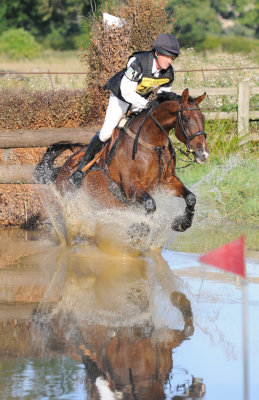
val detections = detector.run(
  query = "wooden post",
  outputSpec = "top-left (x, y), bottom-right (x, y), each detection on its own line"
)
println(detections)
top-left (238, 81), bottom-right (250, 138)
top-left (0, 165), bottom-right (36, 184)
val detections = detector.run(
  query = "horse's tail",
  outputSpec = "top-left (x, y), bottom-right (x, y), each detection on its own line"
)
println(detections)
top-left (34, 142), bottom-right (83, 184)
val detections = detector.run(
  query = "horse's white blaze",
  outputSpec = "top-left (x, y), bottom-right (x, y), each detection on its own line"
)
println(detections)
top-left (202, 143), bottom-right (210, 160)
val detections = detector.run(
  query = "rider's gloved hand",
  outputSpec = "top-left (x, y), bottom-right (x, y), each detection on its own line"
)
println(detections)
top-left (147, 98), bottom-right (160, 109)
top-left (131, 105), bottom-right (145, 113)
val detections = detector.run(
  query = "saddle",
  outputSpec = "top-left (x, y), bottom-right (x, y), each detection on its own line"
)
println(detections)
top-left (72, 112), bottom-right (138, 174)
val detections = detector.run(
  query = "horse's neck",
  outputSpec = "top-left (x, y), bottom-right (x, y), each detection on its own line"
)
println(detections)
top-left (151, 102), bottom-right (178, 132)
top-left (129, 101), bottom-right (178, 139)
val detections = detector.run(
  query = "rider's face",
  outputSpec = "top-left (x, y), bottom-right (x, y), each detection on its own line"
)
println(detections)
top-left (155, 53), bottom-right (176, 70)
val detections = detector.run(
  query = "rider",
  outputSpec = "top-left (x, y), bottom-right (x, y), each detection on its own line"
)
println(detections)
top-left (69, 33), bottom-right (181, 188)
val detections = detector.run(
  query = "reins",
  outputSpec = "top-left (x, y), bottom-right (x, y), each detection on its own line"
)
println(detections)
top-left (132, 107), bottom-right (154, 160)
top-left (127, 101), bottom-right (207, 170)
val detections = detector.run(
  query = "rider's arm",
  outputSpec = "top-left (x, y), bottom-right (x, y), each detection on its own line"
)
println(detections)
top-left (120, 57), bottom-right (148, 110)
top-left (157, 86), bottom-right (172, 93)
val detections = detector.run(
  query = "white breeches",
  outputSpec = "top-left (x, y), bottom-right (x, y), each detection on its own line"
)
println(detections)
top-left (99, 93), bottom-right (129, 142)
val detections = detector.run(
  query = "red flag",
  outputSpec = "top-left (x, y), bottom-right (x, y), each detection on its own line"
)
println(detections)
top-left (200, 235), bottom-right (246, 277)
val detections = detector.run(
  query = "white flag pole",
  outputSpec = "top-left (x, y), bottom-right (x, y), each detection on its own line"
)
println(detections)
top-left (242, 273), bottom-right (249, 400)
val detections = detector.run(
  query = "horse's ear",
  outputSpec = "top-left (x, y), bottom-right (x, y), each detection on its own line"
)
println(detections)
top-left (194, 92), bottom-right (206, 104)
top-left (181, 88), bottom-right (189, 104)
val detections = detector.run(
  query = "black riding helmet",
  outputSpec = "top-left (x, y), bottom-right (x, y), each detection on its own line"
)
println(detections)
top-left (152, 33), bottom-right (181, 57)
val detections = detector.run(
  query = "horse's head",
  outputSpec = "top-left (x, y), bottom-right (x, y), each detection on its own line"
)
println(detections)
top-left (175, 89), bottom-right (209, 164)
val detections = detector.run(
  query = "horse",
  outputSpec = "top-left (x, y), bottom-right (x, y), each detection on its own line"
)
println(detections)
top-left (34, 89), bottom-right (209, 233)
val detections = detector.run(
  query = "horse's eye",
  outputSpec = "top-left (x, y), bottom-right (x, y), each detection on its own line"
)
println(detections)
top-left (182, 115), bottom-right (188, 123)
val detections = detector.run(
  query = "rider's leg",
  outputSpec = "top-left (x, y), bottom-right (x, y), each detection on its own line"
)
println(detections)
top-left (99, 94), bottom-right (130, 142)
top-left (69, 131), bottom-right (103, 187)
top-left (69, 94), bottom-right (129, 188)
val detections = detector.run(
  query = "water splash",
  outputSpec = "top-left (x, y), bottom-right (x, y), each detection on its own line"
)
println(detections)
top-left (190, 154), bottom-right (243, 225)
top-left (37, 184), bottom-right (187, 251)
top-left (36, 154), bottom-right (244, 250)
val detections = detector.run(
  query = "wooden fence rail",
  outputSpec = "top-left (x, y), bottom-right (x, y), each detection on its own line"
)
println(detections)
top-left (0, 127), bottom-right (99, 149)
top-left (0, 81), bottom-right (258, 184)
top-left (174, 81), bottom-right (259, 142)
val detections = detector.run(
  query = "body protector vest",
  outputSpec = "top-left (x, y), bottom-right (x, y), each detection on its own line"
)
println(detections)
top-left (103, 51), bottom-right (174, 103)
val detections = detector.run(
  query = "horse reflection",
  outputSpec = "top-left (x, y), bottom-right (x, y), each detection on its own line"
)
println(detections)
top-left (33, 243), bottom-right (205, 399)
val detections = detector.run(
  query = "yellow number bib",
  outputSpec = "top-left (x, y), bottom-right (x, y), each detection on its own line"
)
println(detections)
top-left (136, 77), bottom-right (170, 94)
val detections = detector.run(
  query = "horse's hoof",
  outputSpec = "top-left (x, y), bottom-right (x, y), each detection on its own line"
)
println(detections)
top-left (127, 222), bottom-right (150, 240)
top-left (144, 196), bottom-right (156, 214)
top-left (171, 215), bottom-right (191, 232)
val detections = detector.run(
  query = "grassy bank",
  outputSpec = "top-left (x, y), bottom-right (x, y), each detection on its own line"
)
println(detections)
top-left (168, 146), bottom-right (259, 254)
top-left (170, 109), bottom-right (258, 228)
top-left (176, 153), bottom-right (259, 227)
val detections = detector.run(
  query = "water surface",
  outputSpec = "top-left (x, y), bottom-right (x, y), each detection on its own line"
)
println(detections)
top-left (0, 226), bottom-right (258, 399)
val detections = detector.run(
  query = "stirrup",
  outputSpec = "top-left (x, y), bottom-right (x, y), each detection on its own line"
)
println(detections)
top-left (69, 170), bottom-right (84, 189)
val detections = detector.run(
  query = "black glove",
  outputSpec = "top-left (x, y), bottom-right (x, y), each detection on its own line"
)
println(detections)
top-left (147, 98), bottom-right (160, 109)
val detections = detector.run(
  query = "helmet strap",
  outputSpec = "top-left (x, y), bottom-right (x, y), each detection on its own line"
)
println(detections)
top-left (154, 51), bottom-right (163, 70)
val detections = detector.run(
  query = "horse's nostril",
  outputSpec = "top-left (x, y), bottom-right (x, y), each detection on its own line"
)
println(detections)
top-left (196, 149), bottom-right (209, 161)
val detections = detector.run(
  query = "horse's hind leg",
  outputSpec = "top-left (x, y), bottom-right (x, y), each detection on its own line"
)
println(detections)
top-left (133, 189), bottom-right (156, 214)
top-left (127, 189), bottom-right (156, 240)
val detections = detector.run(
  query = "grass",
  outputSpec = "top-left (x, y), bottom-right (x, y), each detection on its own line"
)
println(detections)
top-left (176, 153), bottom-right (259, 226)
top-left (169, 150), bottom-right (259, 254)
top-left (0, 49), bottom-right (87, 90)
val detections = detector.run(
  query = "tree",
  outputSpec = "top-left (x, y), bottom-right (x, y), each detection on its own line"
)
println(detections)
top-left (167, 0), bottom-right (259, 47)
top-left (0, 0), bottom-right (102, 49)
top-left (167, 0), bottom-right (222, 47)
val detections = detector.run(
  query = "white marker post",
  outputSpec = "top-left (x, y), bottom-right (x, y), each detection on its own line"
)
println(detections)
top-left (200, 236), bottom-right (249, 400)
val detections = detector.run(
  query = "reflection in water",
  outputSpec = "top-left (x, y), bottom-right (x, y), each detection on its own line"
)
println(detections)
top-left (32, 245), bottom-right (200, 400)
top-left (0, 228), bottom-right (205, 399)
top-left (0, 357), bottom-right (86, 400)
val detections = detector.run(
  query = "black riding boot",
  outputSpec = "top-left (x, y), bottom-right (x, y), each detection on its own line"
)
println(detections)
top-left (69, 132), bottom-right (103, 188)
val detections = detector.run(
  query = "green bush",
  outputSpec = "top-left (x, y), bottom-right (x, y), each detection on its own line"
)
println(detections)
top-left (0, 28), bottom-right (41, 59)
top-left (220, 36), bottom-right (259, 54)
top-left (200, 36), bottom-right (221, 51)
top-left (200, 35), bottom-right (259, 56)
top-left (41, 29), bottom-right (78, 51)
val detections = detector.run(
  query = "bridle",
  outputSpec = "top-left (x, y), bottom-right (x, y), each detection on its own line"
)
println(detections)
top-left (176, 104), bottom-right (207, 150)
top-left (128, 99), bottom-right (207, 166)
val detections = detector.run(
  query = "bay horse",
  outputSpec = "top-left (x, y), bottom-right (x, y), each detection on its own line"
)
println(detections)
top-left (35, 89), bottom-right (209, 232)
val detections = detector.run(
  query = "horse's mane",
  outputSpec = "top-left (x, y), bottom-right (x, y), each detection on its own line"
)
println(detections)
top-left (155, 91), bottom-right (195, 104)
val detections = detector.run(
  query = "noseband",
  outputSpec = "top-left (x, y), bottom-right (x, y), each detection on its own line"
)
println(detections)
top-left (177, 104), bottom-right (207, 150)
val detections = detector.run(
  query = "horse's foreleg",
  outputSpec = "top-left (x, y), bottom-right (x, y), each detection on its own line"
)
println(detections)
top-left (162, 175), bottom-right (196, 232)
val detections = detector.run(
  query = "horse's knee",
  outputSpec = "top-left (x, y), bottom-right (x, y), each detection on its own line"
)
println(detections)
top-left (186, 192), bottom-right (196, 209)
top-left (143, 194), bottom-right (156, 214)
